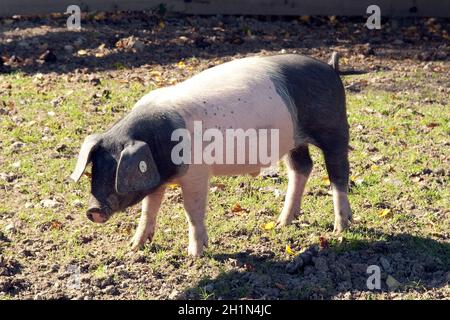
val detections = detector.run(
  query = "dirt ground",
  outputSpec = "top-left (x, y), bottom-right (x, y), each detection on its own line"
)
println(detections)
top-left (0, 12), bottom-right (449, 300)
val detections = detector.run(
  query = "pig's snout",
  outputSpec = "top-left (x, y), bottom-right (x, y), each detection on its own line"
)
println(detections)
top-left (87, 197), bottom-right (111, 223)
top-left (86, 208), bottom-right (110, 223)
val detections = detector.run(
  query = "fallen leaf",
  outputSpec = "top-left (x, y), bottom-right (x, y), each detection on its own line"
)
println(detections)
top-left (243, 263), bottom-right (254, 271)
top-left (149, 70), bottom-right (162, 77)
top-left (83, 171), bottom-right (92, 178)
top-left (167, 183), bottom-right (178, 189)
top-left (231, 203), bottom-right (244, 213)
top-left (177, 61), bottom-right (186, 69)
top-left (299, 16), bottom-right (310, 23)
top-left (426, 122), bottom-right (439, 128)
top-left (285, 245), bottom-right (295, 255)
top-left (378, 208), bottom-right (392, 218)
top-left (50, 220), bottom-right (63, 230)
top-left (211, 183), bottom-right (226, 190)
top-left (77, 49), bottom-right (88, 56)
top-left (319, 236), bottom-right (328, 249)
top-left (94, 12), bottom-right (106, 21)
top-left (262, 221), bottom-right (275, 230)
top-left (322, 176), bottom-right (330, 185)
top-left (274, 282), bottom-right (286, 290)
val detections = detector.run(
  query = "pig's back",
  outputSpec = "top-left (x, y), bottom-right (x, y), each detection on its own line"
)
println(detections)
top-left (175, 56), bottom-right (296, 137)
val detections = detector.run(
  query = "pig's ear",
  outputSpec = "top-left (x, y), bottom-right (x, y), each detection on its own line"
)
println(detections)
top-left (70, 134), bottom-right (101, 182)
top-left (115, 141), bottom-right (160, 194)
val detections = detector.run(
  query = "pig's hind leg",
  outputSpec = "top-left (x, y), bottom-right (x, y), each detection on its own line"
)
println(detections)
top-left (130, 185), bottom-right (166, 251)
top-left (321, 139), bottom-right (352, 233)
top-left (277, 145), bottom-right (313, 227)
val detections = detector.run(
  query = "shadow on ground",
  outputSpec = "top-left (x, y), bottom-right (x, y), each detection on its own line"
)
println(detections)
top-left (1, 14), bottom-right (448, 75)
top-left (183, 229), bottom-right (449, 299)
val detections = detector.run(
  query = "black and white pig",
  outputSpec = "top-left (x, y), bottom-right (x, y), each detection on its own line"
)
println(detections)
top-left (71, 53), bottom-right (352, 257)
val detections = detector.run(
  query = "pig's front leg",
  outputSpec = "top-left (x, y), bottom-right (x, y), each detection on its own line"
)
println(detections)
top-left (180, 169), bottom-right (210, 257)
top-left (130, 185), bottom-right (166, 251)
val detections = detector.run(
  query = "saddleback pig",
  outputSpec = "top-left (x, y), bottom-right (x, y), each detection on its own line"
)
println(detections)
top-left (71, 53), bottom-right (353, 256)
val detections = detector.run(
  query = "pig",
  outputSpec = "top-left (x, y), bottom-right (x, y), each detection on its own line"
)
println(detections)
top-left (71, 52), bottom-right (353, 257)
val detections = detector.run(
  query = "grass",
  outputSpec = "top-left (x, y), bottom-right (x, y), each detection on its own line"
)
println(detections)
top-left (0, 66), bottom-right (448, 299)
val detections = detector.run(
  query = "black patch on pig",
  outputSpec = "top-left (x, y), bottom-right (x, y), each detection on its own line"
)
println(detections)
top-left (266, 54), bottom-right (349, 152)
top-left (105, 103), bottom-right (187, 183)
top-left (90, 103), bottom-right (187, 211)
top-left (266, 54), bottom-right (350, 190)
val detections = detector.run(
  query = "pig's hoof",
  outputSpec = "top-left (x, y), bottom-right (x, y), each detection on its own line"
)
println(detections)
top-left (276, 216), bottom-right (293, 228)
top-left (187, 235), bottom-right (208, 257)
top-left (187, 245), bottom-right (203, 257)
top-left (333, 213), bottom-right (353, 233)
top-left (129, 239), bottom-right (145, 251)
top-left (130, 243), bottom-right (143, 251)
top-left (203, 234), bottom-right (209, 248)
top-left (129, 233), bottom-right (153, 251)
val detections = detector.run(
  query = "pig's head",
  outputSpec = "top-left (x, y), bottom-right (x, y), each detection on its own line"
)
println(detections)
top-left (70, 134), bottom-right (160, 223)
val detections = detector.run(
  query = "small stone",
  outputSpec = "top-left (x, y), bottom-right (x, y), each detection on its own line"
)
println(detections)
top-left (10, 141), bottom-right (25, 152)
top-left (18, 40), bottom-right (29, 48)
top-left (64, 45), bottom-right (74, 53)
top-left (20, 249), bottom-right (33, 257)
top-left (88, 74), bottom-right (101, 86)
top-left (260, 166), bottom-right (279, 178)
top-left (386, 275), bottom-right (400, 290)
top-left (169, 289), bottom-right (181, 299)
top-left (204, 284), bottom-right (214, 292)
top-left (34, 292), bottom-right (44, 300)
top-left (4, 223), bottom-right (17, 234)
top-left (72, 200), bottom-right (83, 208)
top-left (379, 257), bottom-right (391, 272)
top-left (313, 257), bottom-right (329, 272)
top-left (12, 161), bottom-right (21, 168)
top-left (103, 285), bottom-right (118, 295)
top-left (39, 49), bottom-right (57, 63)
top-left (286, 245), bottom-right (318, 274)
top-left (24, 202), bottom-right (34, 209)
top-left (273, 189), bottom-right (286, 198)
top-left (0, 172), bottom-right (18, 183)
top-left (74, 37), bottom-right (84, 47)
top-left (50, 97), bottom-right (63, 107)
top-left (40, 198), bottom-right (60, 208)
top-left (132, 40), bottom-right (145, 52)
